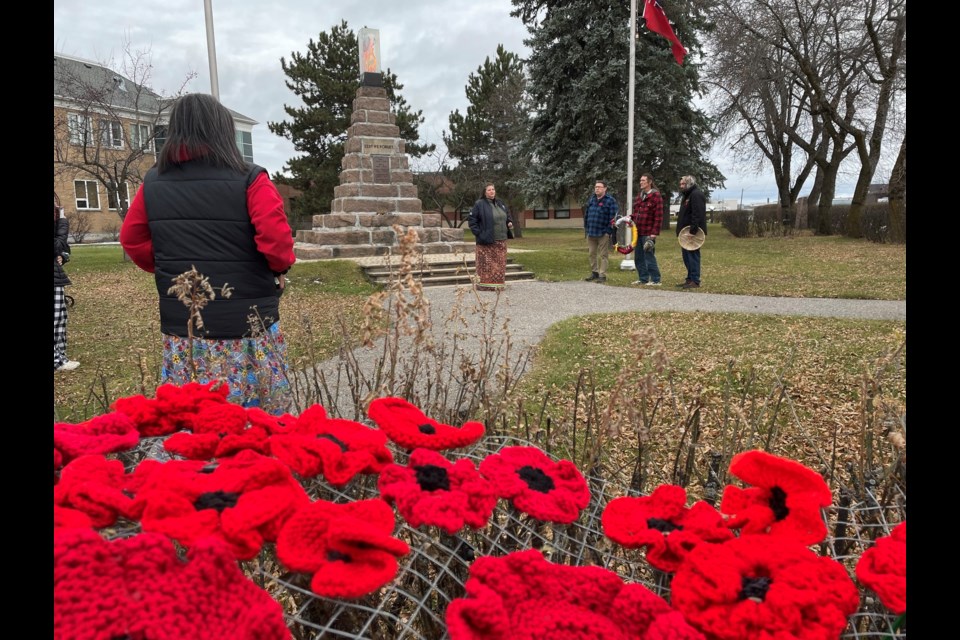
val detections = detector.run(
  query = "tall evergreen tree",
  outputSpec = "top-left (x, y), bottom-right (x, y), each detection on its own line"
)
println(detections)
top-left (269, 21), bottom-right (434, 216)
top-left (510, 0), bottom-right (722, 211)
top-left (444, 45), bottom-right (530, 220)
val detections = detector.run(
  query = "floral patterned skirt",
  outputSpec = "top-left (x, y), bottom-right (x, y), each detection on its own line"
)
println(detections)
top-left (475, 241), bottom-right (507, 291)
top-left (161, 322), bottom-right (293, 415)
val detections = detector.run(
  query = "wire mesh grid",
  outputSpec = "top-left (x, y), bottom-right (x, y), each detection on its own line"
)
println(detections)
top-left (106, 433), bottom-right (905, 639)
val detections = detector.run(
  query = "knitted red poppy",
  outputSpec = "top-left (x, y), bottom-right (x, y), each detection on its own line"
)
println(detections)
top-left (54, 503), bottom-right (93, 530)
top-left (671, 535), bottom-right (859, 640)
top-left (54, 455), bottom-right (136, 528)
top-left (367, 396), bottom-right (485, 450)
top-left (54, 528), bottom-right (290, 639)
top-left (856, 521), bottom-right (906, 614)
top-left (378, 448), bottom-right (497, 533)
top-left (602, 484), bottom-right (734, 573)
top-left (112, 381), bottom-right (230, 437)
top-left (276, 498), bottom-right (410, 599)
top-left (53, 412), bottom-right (140, 465)
top-left (478, 446), bottom-right (590, 523)
top-left (446, 549), bottom-right (704, 640)
top-left (163, 402), bottom-right (272, 460)
top-left (269, 405), bottom-right (393, 486)
top-left (720, 449), bottom-right (833, 545)
top-left (132, 450), bottom-right (309, 559)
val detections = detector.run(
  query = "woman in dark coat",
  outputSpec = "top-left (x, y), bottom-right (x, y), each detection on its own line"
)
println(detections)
top-left (54, 199), bottom-right (79, 371)
top-left (467, 183), bottom-right (514, 291)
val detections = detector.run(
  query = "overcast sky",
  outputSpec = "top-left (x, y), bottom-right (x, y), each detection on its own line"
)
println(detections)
top-left (54, 0), bottom-right (855, 205)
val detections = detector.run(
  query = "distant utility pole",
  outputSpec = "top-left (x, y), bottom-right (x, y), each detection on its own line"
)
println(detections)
top-left (203, 0), bottom-right (220, 99)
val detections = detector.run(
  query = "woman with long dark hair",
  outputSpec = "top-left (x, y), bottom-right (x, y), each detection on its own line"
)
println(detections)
top-left (120, 93), bottom-right (296, 414)
top-left (467, 183), bottom-right (514, 291)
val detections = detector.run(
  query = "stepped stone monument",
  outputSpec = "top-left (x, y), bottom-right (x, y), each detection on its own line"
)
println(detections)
top-left (294, 29), bottom-right (472, 260)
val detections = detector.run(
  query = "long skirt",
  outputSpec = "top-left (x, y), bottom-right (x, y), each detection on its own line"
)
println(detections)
top-left (54, 285), bottom-right (69, 370)
top-left (161, 321), bottom-right (294, 415)
top-left (475, 240), bottom-right (507, 291)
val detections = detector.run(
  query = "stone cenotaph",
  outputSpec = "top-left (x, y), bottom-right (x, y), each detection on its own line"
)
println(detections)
top-left (294, 28), bottom-right (471, 260)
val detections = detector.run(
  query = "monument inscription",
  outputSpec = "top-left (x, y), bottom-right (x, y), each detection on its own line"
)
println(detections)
top-left (362, 138), bottom-right (395, 155)
top-left (372, 156), bottom-right (391, 184)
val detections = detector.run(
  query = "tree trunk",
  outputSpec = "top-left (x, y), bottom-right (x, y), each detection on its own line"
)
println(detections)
top-left (887, 138), bottom-right (906, 244)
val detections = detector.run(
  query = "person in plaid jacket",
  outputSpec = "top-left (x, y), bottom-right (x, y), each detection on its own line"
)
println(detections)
top-left (582, 180), bottom-right (619, 283)
top-left (630, 173), bottom-right (664, 286)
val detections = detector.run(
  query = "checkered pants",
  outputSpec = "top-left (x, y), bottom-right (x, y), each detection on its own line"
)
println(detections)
top-left (54, 286), bottom-right (69, 370)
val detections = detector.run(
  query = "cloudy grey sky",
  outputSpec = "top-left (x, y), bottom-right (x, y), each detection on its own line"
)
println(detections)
top-left (54, 0), bottom-right (842, 205)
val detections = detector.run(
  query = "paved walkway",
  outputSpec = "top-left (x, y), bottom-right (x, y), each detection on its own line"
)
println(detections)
top-left (306, 274), bottom-right (905, 415)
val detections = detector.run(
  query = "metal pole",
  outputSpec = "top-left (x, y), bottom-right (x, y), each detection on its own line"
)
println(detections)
top-left (203, 0), bottom-right (220, 99)
top-left (621, 0), bottom-right (638, 270)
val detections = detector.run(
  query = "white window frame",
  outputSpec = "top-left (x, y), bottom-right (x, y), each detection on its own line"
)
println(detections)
top-left (74, 180), bottom-right (100, 210)
top-left (107, 182), bottom-right (131, 211)
top-left (235, 130), bottom-right (254, 163)
top-left (101, 119), bottom-right (124, 149)
top-left (130, 123), bottom-right (153, 152)
top-left (68, 113), bottom-right (93, 146)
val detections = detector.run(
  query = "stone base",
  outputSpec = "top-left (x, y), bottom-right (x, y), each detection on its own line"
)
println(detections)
top-left (294, 240), bottom-right (475, 261)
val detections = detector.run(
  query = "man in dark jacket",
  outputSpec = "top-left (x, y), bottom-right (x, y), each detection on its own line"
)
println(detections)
top-left (675, 175), bottom-right (707, 288)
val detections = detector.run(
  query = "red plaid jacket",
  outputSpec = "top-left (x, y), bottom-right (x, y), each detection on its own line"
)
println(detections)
top-left (631, 188), bottom-right (664, 236)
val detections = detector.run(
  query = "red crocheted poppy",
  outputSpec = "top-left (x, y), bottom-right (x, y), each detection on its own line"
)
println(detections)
top-left (276, 498), bottom-right (410, 599)
top-left (112, 381), bottom-right (230, 437)
top-left (270, 405), bottom-right (393, 486)
top-left (54, 503), bottom-right (93, 530)
top-left (720, 449), bottom-right (833, 545)
top-left (53, 412), bottom-right (140, 465)
top-left (54, 528), bottom-right (290, 639)
top-left (671, 535), bottom-right (859, 640)
top-left (478, 446), bottom-right (590, 523)
top-left (54, 455), bottom-right (136, 528)
top-left (132, 450), bottom-right (309, 559)
top-left (856, 521), bottom-right (906, 614)
top-left (602, 484), bottom-right (734, 572)
top-left (446, 549), bottom-right (704, 640)
top-left (163, 403), bottom-right (271, 460)
top-left (378, 448), bottom-right (497, 533)
top-left (367, 396), bottom-right (485, 450)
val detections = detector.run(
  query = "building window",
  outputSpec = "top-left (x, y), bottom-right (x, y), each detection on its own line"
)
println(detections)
top-left (68, 114), bottom-right (93, 146)
top-left (130, 123), bottom-right (153, 152)
top-left (235, 130), bottom-right (253, 162)
top-left (533, 209), bottom-right (549, 220)
top-left (101, 120), bottom-right (124, 148)
top-left (75, 180), bottom-right (100, 210)
top-left (554, 208), bottom-right (570, 219)
top-left (107, 182), bottom-right (130, 211)
top-left (154, 125), bottom-right (167, 153)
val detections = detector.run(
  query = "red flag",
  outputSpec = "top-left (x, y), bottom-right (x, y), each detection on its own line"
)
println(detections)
top-left (643, 0), bottom-right (687, 66)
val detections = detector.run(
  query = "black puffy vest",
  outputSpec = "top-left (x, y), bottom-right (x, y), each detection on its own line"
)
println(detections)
top-left (142, 161), bottom-right (280, 339)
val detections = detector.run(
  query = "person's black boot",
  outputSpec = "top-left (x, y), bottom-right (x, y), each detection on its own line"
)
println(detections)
top-left (584, 272), bottom-right (599, 281)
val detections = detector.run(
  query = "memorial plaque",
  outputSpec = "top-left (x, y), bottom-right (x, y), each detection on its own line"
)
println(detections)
top-left (362, 138), bottom-right (395, 154)
top-left (372, 155), bottom-right (391, 184)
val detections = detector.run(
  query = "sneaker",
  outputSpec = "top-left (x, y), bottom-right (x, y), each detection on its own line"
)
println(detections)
top-left (631, 280), bottom-right (648, 285)
top-left (584, 272), bottom-right (599, 281)
top-left (682, 281), bottom-right (701, 289)
top-left (645, 281), bottom-right (662, 286)
top-left (56, 360), bottom-right (80, 372)
top-left (595, 276), bottom-right (607, 283)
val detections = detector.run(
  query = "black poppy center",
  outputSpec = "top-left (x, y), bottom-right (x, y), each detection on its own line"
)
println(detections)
top-left (199, 463), bottom-right (218, 474)
top-left (326, 550), bottom-right (352, 563)
top-left (414, 464), bottom-right (451, 491)
top-left (739, 576), bottom-right (772, 602)
top-left (517, 465), bottom-right (555, 493)
top-left (194, 490), bottom-right (240, 512)
top-left (769, 486), bottom-right (789, 521)
top-left (218, 432), bottom-right (228, 438)
top-left (317, 433), bottom-right (349, 452)
top-left (647, 517), bottom-right (683, 533)
top-left (417, 423), bottom-right (437, 435)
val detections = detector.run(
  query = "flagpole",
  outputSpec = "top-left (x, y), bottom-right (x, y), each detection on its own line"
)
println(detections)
top-left (203, 0), bottom-right (220, 99)
top-left (621, 0), bottom-right (637, 270)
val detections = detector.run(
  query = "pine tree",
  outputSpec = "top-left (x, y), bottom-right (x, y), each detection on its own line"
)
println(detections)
top-left (510, 0), bottom-right (723, 211)
top-left (269, 20), bottom-right (434, 216)
top-left (444, 45), bottom-right (529, 219)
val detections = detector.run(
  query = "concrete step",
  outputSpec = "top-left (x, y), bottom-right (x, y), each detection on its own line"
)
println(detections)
top-left (368, 270), bottom-right (537, 287)
top-left (362, 258), bottom-right (536, 287)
